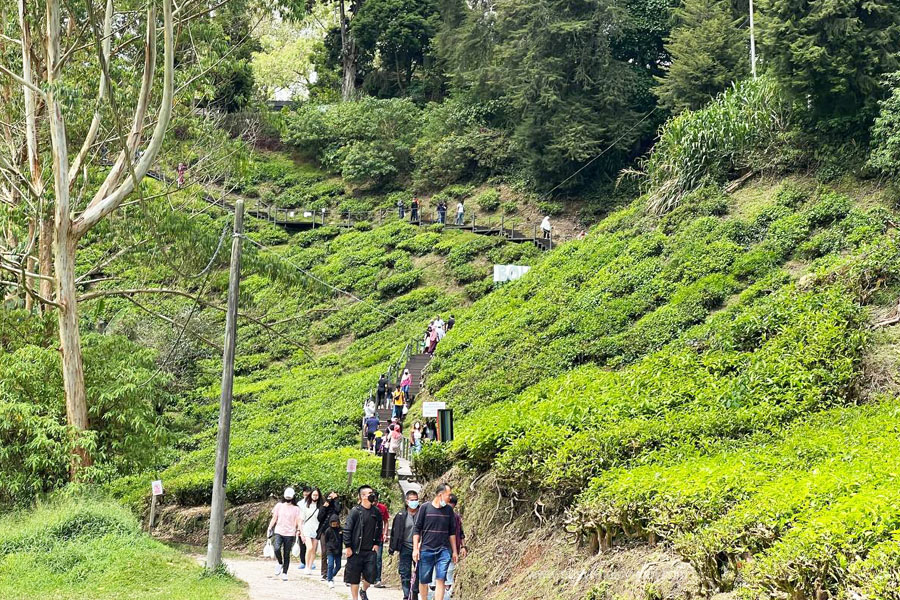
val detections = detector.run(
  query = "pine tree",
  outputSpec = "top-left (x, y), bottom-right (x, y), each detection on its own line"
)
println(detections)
top-left (655, 0), bottom-right (749, 114)
top-left (759, 0), bottom-right (900, 119)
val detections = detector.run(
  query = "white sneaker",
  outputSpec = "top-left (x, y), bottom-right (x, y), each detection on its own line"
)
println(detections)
top-left (274, 565), bottom-right (282, 576)
top-left (281, 573), bottom-right (288, 581)
top-left (328, 581), bottom-right (335, 589)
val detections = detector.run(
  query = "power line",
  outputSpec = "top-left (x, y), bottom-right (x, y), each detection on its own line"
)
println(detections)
top-left (240, 234), bottom-right (397, 322)
top-left (544, 107), bottom-right (658, 198)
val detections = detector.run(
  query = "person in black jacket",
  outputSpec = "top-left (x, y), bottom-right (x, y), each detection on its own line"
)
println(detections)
top-left (343, 485), bottom-right (383, 600)
top-left (322, 514), bottom-right (343, 589)
top-left (389, 490), bottom-right (421, 600)
top-left (318, 491), bottom-right (342, 580)
top-left (377, 374), bottom-right (389, 408)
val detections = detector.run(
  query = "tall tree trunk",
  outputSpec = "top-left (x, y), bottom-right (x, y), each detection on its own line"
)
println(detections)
top-left (46, 0), bottom-right (92, 473)
top-left (339, 0), bottom-right (358, 101)
top-left (39, 211), bottom-right (53, 309)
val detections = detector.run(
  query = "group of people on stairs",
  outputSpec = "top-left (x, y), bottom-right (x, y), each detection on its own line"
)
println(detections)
top-left (363, 315), bottom-right (455, 455)
top-left (266, 483), bottom-right (467, 600)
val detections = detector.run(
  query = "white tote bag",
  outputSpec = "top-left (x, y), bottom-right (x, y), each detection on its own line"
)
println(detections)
top-left (291, 536), bottom-right (301, 557)
top-left (263, 539), bottom-right (275, 559)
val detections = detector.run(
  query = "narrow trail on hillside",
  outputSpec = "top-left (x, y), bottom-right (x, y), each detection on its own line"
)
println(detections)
top-left (209, 556), bottom-right (400, 600)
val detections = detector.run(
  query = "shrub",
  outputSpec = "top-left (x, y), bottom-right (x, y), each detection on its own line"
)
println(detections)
top-left (377, 270), bottom-right (422, 298)
top-left (475, 189), bottom-right (501, 212)
top-left (501, 200), bottom-right (518, 215)
top-left (412, 441), bottom-right (452, 481)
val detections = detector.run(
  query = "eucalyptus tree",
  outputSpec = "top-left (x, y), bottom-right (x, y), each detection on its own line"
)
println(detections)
top-left (0, 0), bottom-right (240, 477)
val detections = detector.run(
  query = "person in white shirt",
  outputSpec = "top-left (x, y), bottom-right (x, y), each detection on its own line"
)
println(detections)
top-left (300, 489), bottom-right (323, 575)
top-left (456, 201), bottom-right (464, 226)
top-left (540, 216), bottom-right (551, 239)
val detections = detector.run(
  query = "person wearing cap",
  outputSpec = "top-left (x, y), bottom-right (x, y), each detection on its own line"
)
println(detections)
top-left (267, 487), bottom-right (301, 581)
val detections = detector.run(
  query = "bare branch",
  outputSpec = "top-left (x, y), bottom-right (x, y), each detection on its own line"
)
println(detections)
top-left (0, 63), bottom-right (46, 100)
top-left (123, 295), bottom-right (221, 350)
top-left (82, 1), bottom-right (161, 217)
top-left (77, 287), bottom-right (309, 353)
top-left (69, 0), bottom-right (114, 187)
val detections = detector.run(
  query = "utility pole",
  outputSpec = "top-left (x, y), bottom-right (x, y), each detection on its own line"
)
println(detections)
top-left (749, 0), bottom-right (757, 79)
top-left (206, 200), bottom-right (244, 572)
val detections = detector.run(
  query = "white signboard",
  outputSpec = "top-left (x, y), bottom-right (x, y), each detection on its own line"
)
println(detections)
top-left (493, 264), bottom-right (531, 283)
top-left (151, 480), bottom-right (164, 496)
top-left (346, 459), bottom-right (358, 473)
top-left (422, 401), bottom-right (446, 418)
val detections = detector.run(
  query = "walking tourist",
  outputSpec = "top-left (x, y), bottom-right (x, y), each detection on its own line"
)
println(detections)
top-left (411, 197), bottom-right (420, 222)
top-left (318, 491), bottom-right (342, 580)
top-left (300, 488), bottom-right (322, 575)
top-left (437, 201), bottom-right (447, 224)
top-left (366, 414), bottom-right (380, 451)
top-left (374, 491), bottom-right (391, 588)
top-left (541, 216), bottom-right (551, 239)
top-left (298, 487), bottom-right (310, 567)
top-left (322, 514), bottom-right (343, 588)
top-left (398, 198), bottom-right (406, 219)
top-left (343, 485), bottom-right (383, 600)
top-left (413, 483), bottom-right (459, 600)
top-left (390, 490), bottom-right (421, 600)
top-left (446, 315), bottom-right (455, 331)
top-left (411, 421), bottom-right (423, 454)
top-left (377, 374), bottom-right (389, 408)
top-left (401, 369), bottom-right (412, 403)
top-left (444, 494), bottom-right (467, 599)
top-left (267, 487), bottom-right (301, 581)
top-left (176, 162), bottom-right (187, 188)
top-left (393, 386), bottom-right (406, 420)
top-left (455, 201), bottom-right (464, 226)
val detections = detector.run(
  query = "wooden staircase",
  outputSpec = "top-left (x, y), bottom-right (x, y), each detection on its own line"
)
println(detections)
top-left (360, 351), bottom-right (433, 449)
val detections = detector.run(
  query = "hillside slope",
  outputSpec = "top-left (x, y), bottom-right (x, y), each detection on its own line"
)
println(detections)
top-left (423, 178), bottom-right (900, 599)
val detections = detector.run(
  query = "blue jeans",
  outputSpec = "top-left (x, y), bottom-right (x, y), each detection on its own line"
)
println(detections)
top-left (327, 553), bottom-right (342, 582)
top-left (376, 542), bottom-right (384, 582)
top-left (393, 404), bottom-right (403, 419)
top-left (418, 547), bottom-right (451, 584)
top-left (438, 211), bottom-right (445, 224)
top-left (398, 546), bottom-right (413, 598)
top-left (456, 212), bottom-right (463, 225)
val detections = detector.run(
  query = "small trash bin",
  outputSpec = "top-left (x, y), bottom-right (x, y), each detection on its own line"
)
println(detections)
top-left (381, 451), bottom-right (397, 479)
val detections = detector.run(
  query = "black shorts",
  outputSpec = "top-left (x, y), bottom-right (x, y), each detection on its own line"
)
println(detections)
top-left (367, 431), bottom-right (375, 441)
top-left (344, 550), bottom-right (377, 585)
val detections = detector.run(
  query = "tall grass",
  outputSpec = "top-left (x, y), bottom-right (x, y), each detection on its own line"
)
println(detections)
top-left (0, 499), bottom-right (247, 600)
top-left (637, 77), bottom-right (794, 215)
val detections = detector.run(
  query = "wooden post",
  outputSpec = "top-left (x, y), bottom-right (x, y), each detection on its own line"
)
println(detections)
top-left (149, 493), bottom-right (158, 530)
top-left (205, 200), bottom-right (244, 572)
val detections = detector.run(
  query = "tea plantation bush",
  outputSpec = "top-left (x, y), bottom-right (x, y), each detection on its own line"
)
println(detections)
top-left (104, 204), bottom-right (537, 510)
top-left (428, 180), bottom-right (900, 597)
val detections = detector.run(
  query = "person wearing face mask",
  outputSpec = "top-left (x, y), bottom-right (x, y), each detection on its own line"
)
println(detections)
top-left (413, 483), bottom-right (459, 600)
top-left (343, 485), bottom-right (383, 600)
top-left (389, 490), bottom-right (422, 600)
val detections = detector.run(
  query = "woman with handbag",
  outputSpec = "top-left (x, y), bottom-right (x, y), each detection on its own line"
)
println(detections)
top-left (300, 488), bottom-right (323, 575)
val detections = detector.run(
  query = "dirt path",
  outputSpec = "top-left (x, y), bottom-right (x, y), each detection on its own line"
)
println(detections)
top-left (220, 556), bottom-right (401, 600)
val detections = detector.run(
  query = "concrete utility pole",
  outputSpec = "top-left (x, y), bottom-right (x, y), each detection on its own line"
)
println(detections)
top-left (206, 200), bottom-right (245, 571)
top-left (749, 0), bottom-right (758, 79)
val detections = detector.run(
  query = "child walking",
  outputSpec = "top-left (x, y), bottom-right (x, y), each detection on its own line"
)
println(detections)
top-left (322, 514), bottom-right (343, 588)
